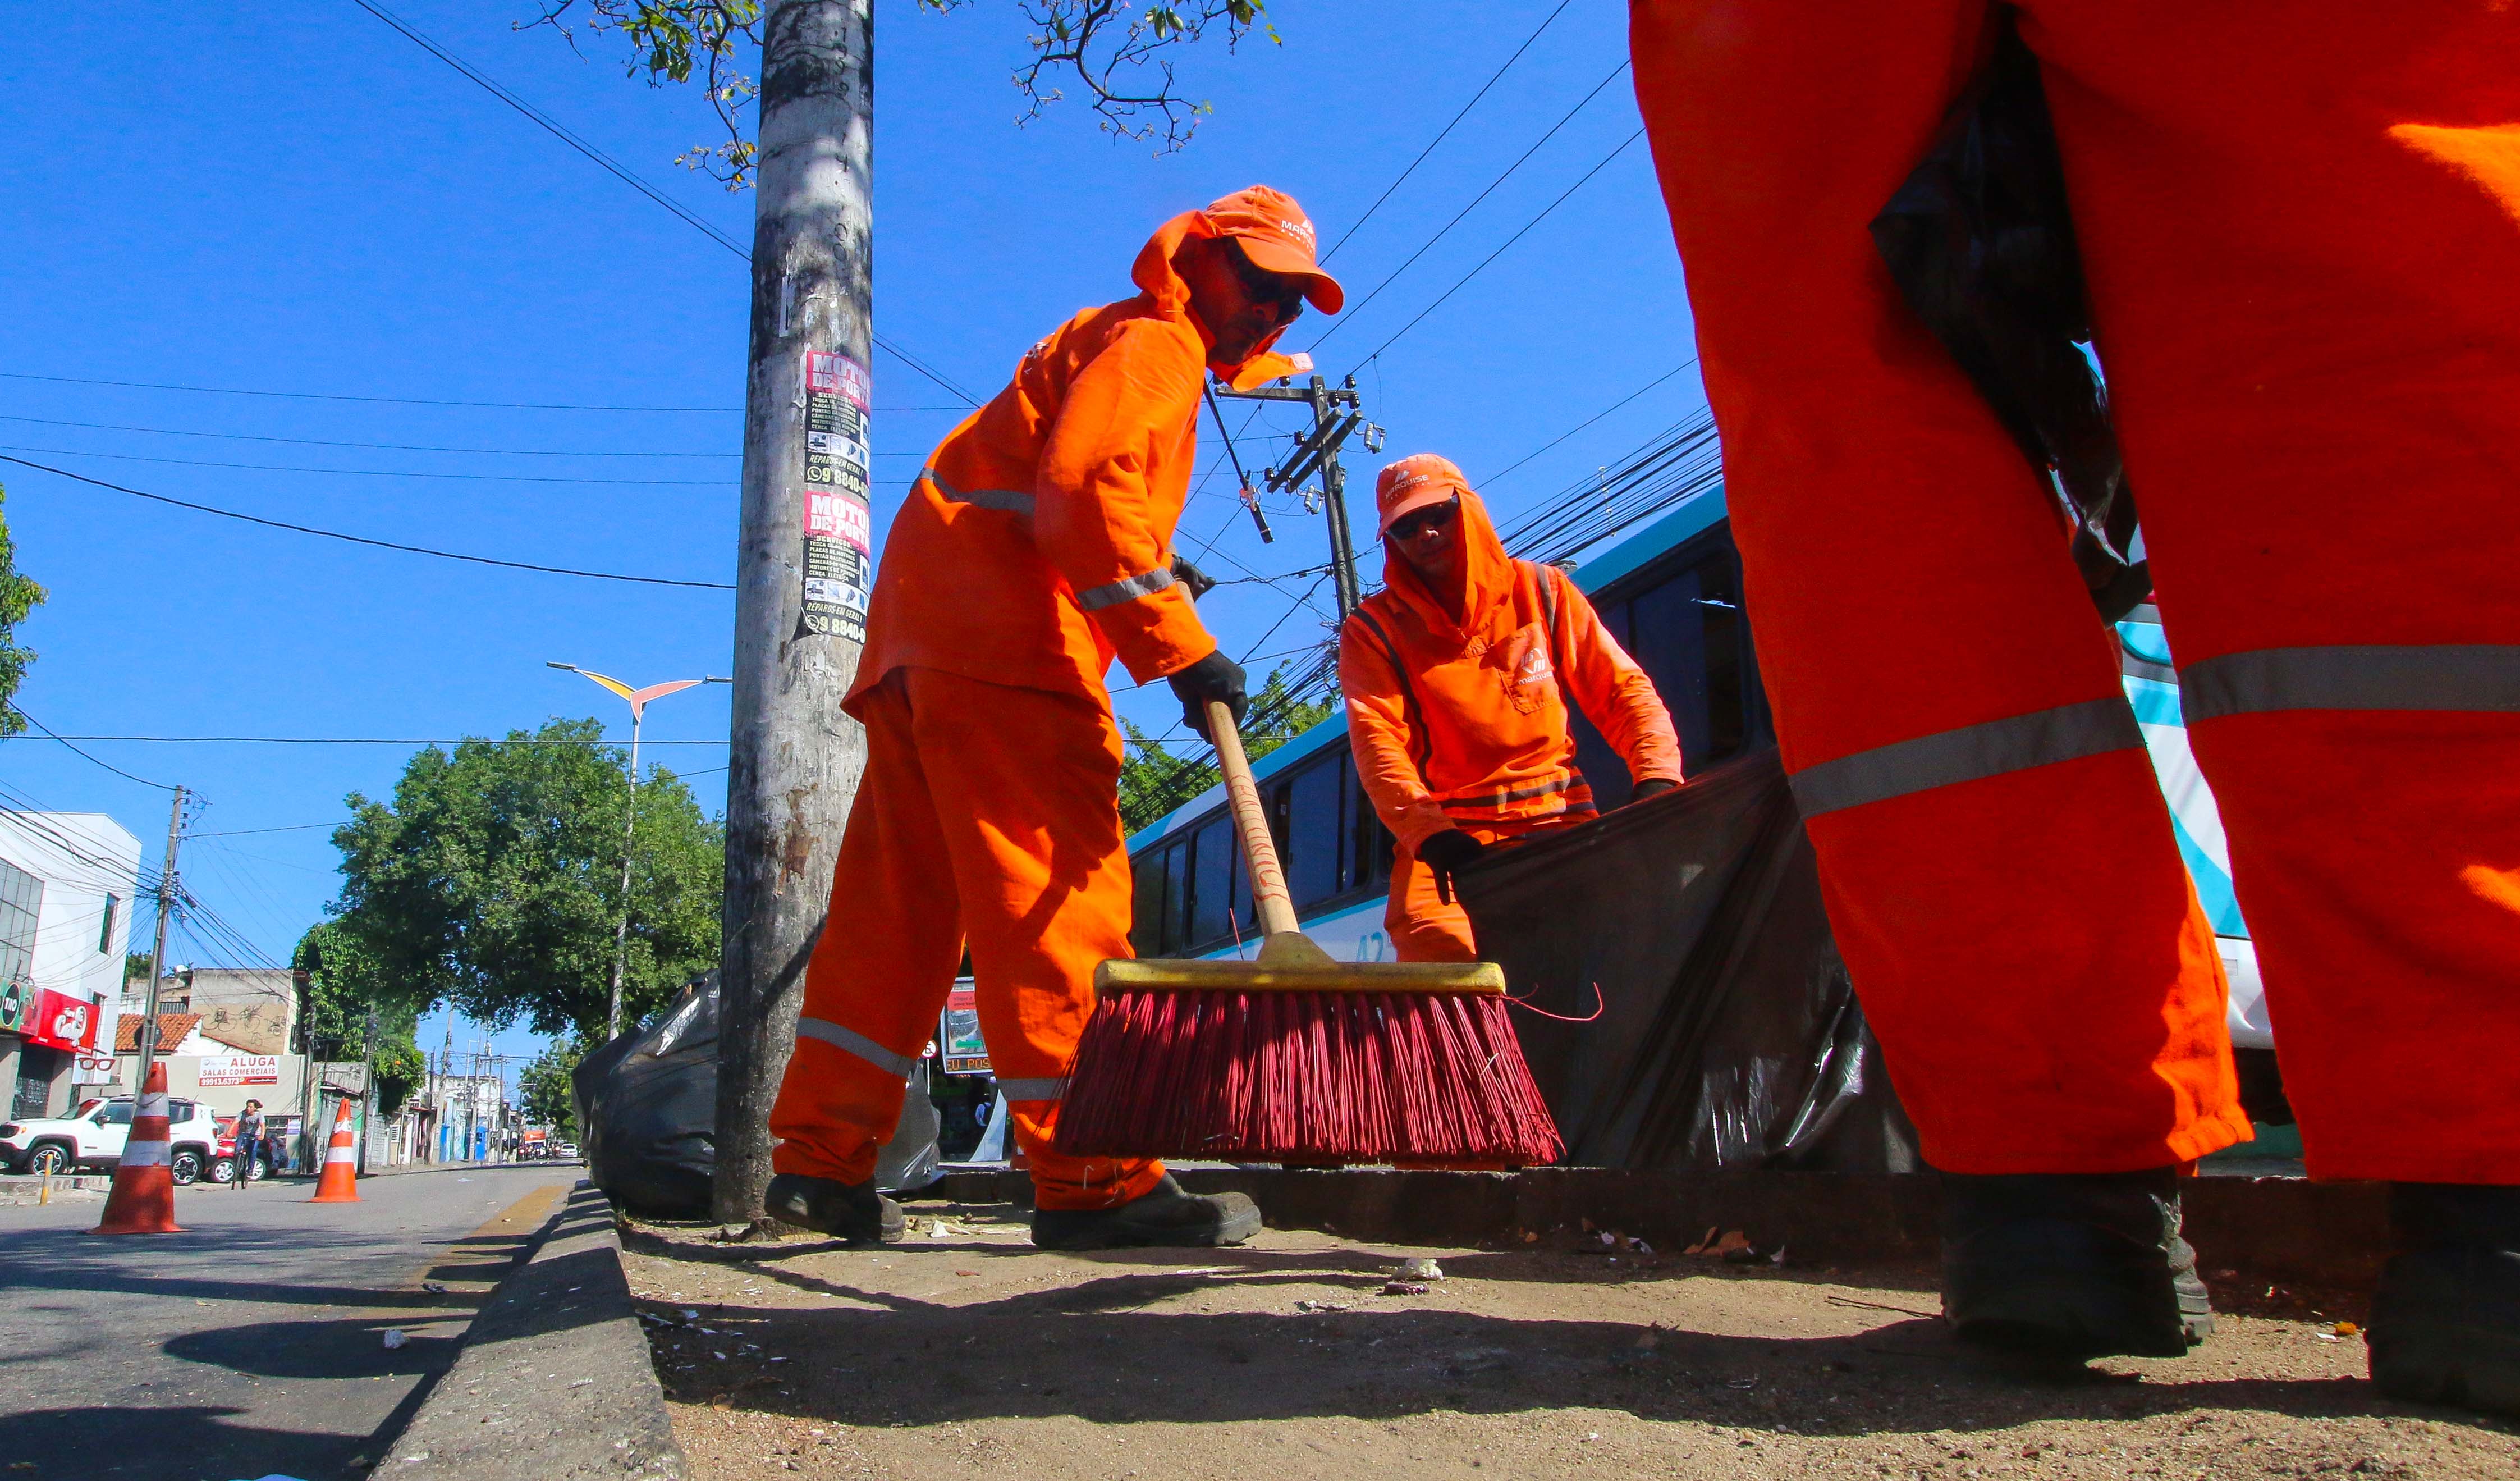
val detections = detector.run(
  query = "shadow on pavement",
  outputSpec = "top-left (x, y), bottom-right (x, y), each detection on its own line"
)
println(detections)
top-left (0, 1404), bottom-right (373, 1481)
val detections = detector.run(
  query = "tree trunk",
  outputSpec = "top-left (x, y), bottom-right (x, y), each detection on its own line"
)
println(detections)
top-left (713, 0), bottom-right (876, 1228)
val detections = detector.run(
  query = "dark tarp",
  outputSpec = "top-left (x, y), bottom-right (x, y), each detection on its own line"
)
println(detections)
top-left (574, 977), bottom-right (941, 1219)
top-left (1456, 747), bottom-right (1917, 1172)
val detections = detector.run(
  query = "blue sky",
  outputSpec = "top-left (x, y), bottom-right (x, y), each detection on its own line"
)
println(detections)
top-left (0, 1), bottom-right (1705, 1075)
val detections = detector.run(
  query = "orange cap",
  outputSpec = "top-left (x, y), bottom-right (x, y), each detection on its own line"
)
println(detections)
top-left (1375, 453), bottom-right (1469, 537)
top-left (1204, 185), bottom-right (1344, 314)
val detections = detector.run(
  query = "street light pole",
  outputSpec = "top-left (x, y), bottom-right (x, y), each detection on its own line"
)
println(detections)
top-left (549, 664), bottom-right (731, 1040)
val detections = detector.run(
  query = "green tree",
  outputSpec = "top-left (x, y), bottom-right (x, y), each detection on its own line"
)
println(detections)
top-left (523, 1), bottom-right (1272, 185)
top-left (293, 921), bottom-right (430, 1116)
top-left (0, 484), bottom-right (47, 737)
top-left (371, 1041), bottom-right (428, 1119)
top-left (327, 718), bottom-right (726, 1043)
top-left (1117, 661), bottom-right (1337, 834)
top-left (519, 1039), bottom-right (587, 1135)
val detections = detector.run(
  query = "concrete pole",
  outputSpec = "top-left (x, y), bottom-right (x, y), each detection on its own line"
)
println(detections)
top-left (606, 705), bottom-right (644, 1041)
top-left (132, 787), bottom-right (185, 1095)
top-left (713, 0), bottom-right (877, 1229)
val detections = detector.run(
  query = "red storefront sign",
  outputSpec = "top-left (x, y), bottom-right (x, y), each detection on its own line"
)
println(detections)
top-left (24, 990), bottom-right (102, 1053)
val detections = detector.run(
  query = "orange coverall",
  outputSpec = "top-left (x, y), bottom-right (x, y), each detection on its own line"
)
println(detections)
top-left (1631, 1), bottom-right (2520, 1182)
top-left (1342, 469), bottom-right (1687, 962)
top-left (768, 190), bottom-right (1331, 1209)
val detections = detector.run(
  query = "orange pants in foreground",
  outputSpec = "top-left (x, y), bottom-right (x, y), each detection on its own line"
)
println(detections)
top-left (1633, 0), bottom-right (2520, 1181)
top-left (768, 666), bottom-right (1165, 1210)
top-left (1386, 816), bottom-right (1581, 963)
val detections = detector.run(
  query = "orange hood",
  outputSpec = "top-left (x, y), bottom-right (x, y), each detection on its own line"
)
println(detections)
top-left (1130, 190), bottom-right (1324, 380)
top-left (1377, 467), bottom-right (1516, 643)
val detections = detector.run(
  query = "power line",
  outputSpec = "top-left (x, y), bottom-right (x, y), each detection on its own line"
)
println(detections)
top-left (1310, 60), bottom-right (1632, 349)
top-left (1478, 356), bottom-right (1700, 487)
top-left (0, 413), bottom-right (737, 458)
top-left (348, 0), bottom-right (980, 408)
top-left (0, 444), bottom-right (733, 487)
top-left (0, 369), bottom-right (737, 413)
top-left (6, 706), bottom-right (177, 790)
top-left (1349, 129), bottom-right (1647, 373)
top-left (185, 822), bottom-right (354, 838)
top-left (1318, 0), bottom-right (1574, 263)
top-left (3, 456), bottom-right (737, 591)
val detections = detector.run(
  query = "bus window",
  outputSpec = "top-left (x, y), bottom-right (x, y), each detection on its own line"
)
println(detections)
top-left (1699, 552), bottom-right (1748, 762)
top-left (1130, 848), bottom-right (1170, 957)
top-left (1187, 815), bottom-right (1235, 947)
top-left (1628, 566), bottom-right (1713, 767)
top-left (1341, 749), bottom-right (1393, 892)
top-left (1160, 838), bottom-right (1192, 955)
top-left (1284, 755), bottom-right (1345, 910)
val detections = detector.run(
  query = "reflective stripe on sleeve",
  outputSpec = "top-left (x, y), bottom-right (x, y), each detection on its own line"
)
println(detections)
top-left (995, 1077), bottom-right (1067, 1103)
top-left (922, 468), bottom-right (1036, 518)
top-left (1789, 695), bottom-right (2145, 819)
top-left (796, 1016), bottom-right (918, 1078)
top-left (1075, 566), bottom-right (1177, 612)
top-left (2180, 645), bottom-right (2520, 721)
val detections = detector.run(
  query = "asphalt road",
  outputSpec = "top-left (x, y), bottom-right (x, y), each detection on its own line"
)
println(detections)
top-left (0, 1162), bottom-right (581, 1481)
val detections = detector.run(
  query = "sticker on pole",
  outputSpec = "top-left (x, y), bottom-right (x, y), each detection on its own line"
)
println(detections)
top-left (801, 350), bottom-right (873, 641)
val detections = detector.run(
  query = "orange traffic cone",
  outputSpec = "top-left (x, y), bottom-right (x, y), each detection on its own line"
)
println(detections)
top-left (90, 1061), bottom-right (183, 1235)
top-left (307, 1096), bottom-right (362, 1204)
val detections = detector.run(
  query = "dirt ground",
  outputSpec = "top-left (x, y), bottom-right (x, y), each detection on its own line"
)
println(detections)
top-left (619, 1202), bottom-right (2519, 1480)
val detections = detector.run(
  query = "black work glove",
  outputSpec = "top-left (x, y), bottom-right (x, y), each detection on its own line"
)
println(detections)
top-left (1630, 778), bottom-right (1679, 803)
top-left (1166, 648), bottom-right (1249, 740)
top-left (1417, 828), bottom-right (1486, 907)
top-left (1170, 554), bottom-right (1218, 600)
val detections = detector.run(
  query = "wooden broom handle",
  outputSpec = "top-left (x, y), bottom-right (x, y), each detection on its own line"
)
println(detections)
top-left (1209, 698), bottom-right (1303, 939)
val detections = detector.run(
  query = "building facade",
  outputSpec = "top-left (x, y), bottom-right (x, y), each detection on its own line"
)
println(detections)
top-left (0, 812), bottom-right (141, 1120)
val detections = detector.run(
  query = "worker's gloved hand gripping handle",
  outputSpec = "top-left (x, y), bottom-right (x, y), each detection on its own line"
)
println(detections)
top-left (1167, 649), bottom-right (1248, 739)
top-left (1417, 829), bottom-right (1486, 907)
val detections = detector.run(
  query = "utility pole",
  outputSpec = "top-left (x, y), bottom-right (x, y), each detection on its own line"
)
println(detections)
top-left (356, 1008), bottom-right (377, 1177)
top-left (1217, 374), bottom-right (1382, 620)
top-left (715, 0), bottom-right (876, 1228)
top-left (131, 787), bottom-right (185, 1098)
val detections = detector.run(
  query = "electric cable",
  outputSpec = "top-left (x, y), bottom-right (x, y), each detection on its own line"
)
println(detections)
top-left (2, 456), bottom-right (737, 591)
top-left (0, 444), bottom-right (733, 486)
top-left (6, 705), bottom-right (177, 790)
top-left (1478, 356), bottom-right (1701, 487)
top-left (0, 413), bottom-right (737, 458)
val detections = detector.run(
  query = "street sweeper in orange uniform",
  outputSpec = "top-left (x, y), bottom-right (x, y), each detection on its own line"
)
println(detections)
top-left (766, 186), bottom-right (1344, 1250)
top-left (1342, 454), bottom-right (1687, 963)
top-left (1628, 0), bottom-right (2520, 1406)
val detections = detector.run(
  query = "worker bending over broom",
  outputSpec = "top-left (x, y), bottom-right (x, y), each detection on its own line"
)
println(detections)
top-left (766, 187), bottom-right (1344, 1250)
top-left (1629, 0), bottom-right (2520, 1409)
top-left (1342, 454), bottom-right (1687, 962)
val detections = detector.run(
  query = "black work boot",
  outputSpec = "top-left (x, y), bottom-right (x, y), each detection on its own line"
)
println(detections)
top-left (1030, 1173), bottom-right (1262, 1251)
top-left (1940, 1167), bottom-right (2212, 1359)
top-left (2368, 1183), bottom-right (2520, 1416)
top-left (764, 1172), bottom-right (905, 1246)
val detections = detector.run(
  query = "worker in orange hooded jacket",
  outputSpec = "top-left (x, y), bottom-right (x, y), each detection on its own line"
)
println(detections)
top-left (765, 187), bottom-right (1343, 1250)
top-left (1343, 454), bottom-right (1687, 963)
top-left (1629, 0), bottom-right (2520, 1405)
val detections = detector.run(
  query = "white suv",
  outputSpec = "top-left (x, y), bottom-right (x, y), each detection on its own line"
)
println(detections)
top-left (1, 1096), bottom-right (225, 1183)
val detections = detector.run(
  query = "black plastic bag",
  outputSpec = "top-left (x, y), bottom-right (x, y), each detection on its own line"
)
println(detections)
top-left (1455, 749), bottom-right (1916, 1172)
top-left (573, 977), bottom-right (940, 1219)
top-left (1871, 17), bottom-right (2150, 620)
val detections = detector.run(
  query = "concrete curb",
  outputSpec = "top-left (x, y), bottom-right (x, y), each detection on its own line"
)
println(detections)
top-left (913, 1167), bottom-right (2389, 1288)
top-left (0, 1174), bottom-right (116, 1205)
top-left (381, 1180), bottom-right (685, 1479)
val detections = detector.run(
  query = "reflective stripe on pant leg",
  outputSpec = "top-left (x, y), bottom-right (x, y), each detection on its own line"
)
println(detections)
top-left (1789, 696), bottom-right (2146, 817)
top-left (796, 1017), bottom-right (919, 1077)
top-left (995, 1077), bottom-right (1067, 1103)
top-left (2180, 645), bottom-right (2520, 720)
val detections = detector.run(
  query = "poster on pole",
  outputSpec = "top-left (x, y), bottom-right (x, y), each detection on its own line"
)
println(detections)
top-left (800, 350), bottom-right (873, 642)
top-left (938, 984), bottom-right (990, 1076)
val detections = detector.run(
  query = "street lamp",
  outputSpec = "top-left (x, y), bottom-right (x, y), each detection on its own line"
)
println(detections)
top-left (548, 663), bottom-right (731, 1040)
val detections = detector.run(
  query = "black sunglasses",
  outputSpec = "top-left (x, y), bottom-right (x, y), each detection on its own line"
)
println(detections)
top-left (1387, 498), bottom-right (1460, 541)
top-left (1225, 240), bottom-right (1308, 322)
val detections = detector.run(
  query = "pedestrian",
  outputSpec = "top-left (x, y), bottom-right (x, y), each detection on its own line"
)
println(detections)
top-left (1626, 0), bottom-right (2520, 1411)
top-left (1343, 453), bottom-right (1687, 961)
top-left (231, 1100), bottom-right (263, 1191)
top-left (765, 186), bottom-right (1344, 1251)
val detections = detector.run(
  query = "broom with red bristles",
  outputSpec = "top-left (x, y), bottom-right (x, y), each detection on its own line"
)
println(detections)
top-left (1056, 700), bottom-right (1563, 1167)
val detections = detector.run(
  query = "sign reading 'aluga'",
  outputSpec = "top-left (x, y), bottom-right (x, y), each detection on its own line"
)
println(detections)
top-left (198, 1054), bottom-right (282, 1087)
top-left (800, 349), bottom-right (874, 642)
